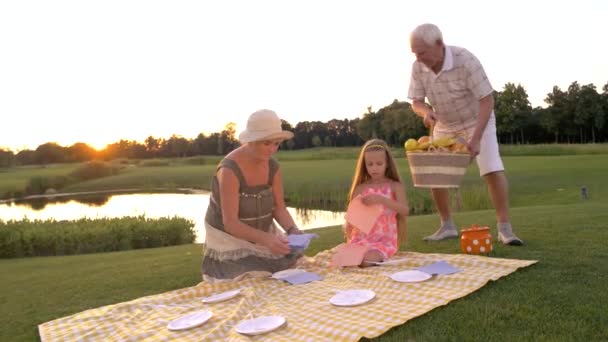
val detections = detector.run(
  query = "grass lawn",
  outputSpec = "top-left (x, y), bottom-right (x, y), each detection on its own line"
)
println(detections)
top-left (2, 202), bottom-right (607, 341)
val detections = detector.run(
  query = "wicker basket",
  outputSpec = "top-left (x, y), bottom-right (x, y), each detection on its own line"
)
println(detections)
top-left (406, 149), bottom-right (472, 188)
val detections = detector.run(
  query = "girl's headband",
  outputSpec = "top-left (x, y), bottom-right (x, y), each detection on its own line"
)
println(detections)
top-left (365, 144), bottom-right (385, 150)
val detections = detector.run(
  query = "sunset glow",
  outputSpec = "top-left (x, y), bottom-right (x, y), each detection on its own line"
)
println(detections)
top-left (1, 0), bottom-right (606, 151)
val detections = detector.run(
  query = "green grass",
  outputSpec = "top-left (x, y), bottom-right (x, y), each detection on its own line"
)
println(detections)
top-left (2, 202), bottom-right (607, 341)
top-left (499, 143), bottom-right (608, 156)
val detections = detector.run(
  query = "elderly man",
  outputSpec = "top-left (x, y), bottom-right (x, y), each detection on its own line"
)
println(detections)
top-left (407, 23), bottom-right (523, 245)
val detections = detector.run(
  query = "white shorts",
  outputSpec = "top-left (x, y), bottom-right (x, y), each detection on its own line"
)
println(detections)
top-left (434, 116), bottom-right (504, 176)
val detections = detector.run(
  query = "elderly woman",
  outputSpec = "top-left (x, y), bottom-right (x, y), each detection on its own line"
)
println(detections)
top-left (202, 109), bottom-right (304, 282)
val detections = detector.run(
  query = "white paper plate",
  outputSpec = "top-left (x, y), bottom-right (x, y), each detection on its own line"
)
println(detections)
top-left (235, 315), bottom-right (286, 335)
top-left (271, 268), bottom-right (306, 279)
top-left (372, 258), bottom-right (409, 266)
top-left (389, 270), bottom-right (432, 283)
top-left (167, 310), bottom-right (213, 331)
top-left (329, 289), bottom-right (376, 307)
top-left (201, 289), bottom-right (241, 304)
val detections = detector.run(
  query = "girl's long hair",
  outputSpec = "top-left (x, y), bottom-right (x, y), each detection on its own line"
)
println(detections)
top-left (346, 139), bottom-right (408, 245)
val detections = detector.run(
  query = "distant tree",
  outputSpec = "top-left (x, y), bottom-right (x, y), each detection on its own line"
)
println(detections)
top-left (0, 149), bottom-right (15, 167)
top-left (601, 82), bottom-right (608, 140)
top-left (67, 142), bottom-right (97, 162)
top-left (357, 106), bottom-right (384, 141)
top-left (346, 118), bottom-right (364, 146)
top-left (575, 84), bottom-right (604, 142)
top-left (191, 133), bottom-right (207, 155)
top-left (219, 122), bottom-right (238, 155)
top-left (378, 100), bottom-right (425, 145)
top-left (495, 83), bottom-right (532, 144)
top-left (103, 140), bottom-right (142, 160)
top-left (280, 119), bottom-right (295, 150)
top-left (16, 149), bottom-right (36, 165)
top-left (35, 143), bottom-right (66, 164)
top-left (145, 136), bottom-right (160, 157)
top-left (205, 133), bottom-right (221, 155)
top-left (311, 135), bottom-right (322, 147)
top-left (166, 135), bottom-right (190, 158)
top-left (293, 121), bottom-right (314, 149)
top-left (284, 139), bottom-right (295, 150)
top-left (542, 86), bottom-right (569, 142)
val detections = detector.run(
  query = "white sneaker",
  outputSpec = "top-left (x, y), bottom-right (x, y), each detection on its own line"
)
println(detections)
top-left (423, 224), bottom-right (459, 241)
top-left (497, 223), bottom-right (523, 246)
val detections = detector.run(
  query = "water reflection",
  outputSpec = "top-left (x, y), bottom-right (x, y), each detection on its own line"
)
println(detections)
top-left (11, 194), bottom-right (111, 209)
top-left (0, 193), bottom-right (344, 243)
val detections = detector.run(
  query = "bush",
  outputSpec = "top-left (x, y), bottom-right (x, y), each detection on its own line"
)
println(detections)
top-left (140, 159), bottom-right (171, 167)
top-left (69, 161), bottom-right (121, 181)
top-left (25, 175), bottom-right (72, 195)
top-left (181, 156), bottom-right (211, 165)
top-left (0, 216), bottom-right (196, 258)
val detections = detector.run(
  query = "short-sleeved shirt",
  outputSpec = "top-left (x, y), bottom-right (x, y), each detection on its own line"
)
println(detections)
top-left (407, 45), bottom-right (494, 133)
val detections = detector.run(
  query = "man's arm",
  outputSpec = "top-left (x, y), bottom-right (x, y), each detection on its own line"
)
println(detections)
top-left (468, 94), bottom-right (494, 156)
top-left (411, 100), bottom-right (437, 128)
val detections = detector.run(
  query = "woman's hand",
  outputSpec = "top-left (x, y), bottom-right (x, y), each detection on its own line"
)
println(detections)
top-left (361, 194), bottom-right (386, 206)
top-left (286, 226), bottom-right (303, 235)
top-left (262, 233), bottom-right (291, 255)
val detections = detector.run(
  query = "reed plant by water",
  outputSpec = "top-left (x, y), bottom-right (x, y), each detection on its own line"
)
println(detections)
top-left (0, 216), bottom-right (195, 258)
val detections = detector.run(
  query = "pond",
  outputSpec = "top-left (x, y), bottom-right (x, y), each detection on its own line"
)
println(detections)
top-left (0, 192), bottom-right (345, 243)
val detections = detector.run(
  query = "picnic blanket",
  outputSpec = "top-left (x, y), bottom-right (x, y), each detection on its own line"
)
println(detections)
top-left (38, 248), bottom-right (537, 341)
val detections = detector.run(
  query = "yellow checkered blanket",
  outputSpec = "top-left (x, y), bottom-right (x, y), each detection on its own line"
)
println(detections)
top-left (39, 249), bottom-right (536, 341)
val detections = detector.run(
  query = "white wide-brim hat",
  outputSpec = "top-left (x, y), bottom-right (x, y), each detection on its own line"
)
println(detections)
top-left (238, 109), bottom-right (294, 144)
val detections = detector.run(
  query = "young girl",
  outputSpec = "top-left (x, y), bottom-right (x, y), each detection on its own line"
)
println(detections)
top-left (344, 139), bottom-right (409, 266)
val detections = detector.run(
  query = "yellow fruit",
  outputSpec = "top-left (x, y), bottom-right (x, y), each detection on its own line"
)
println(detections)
top-left (417, 142), bottom-right (431, 150)
top-left (432, 136), bottom-right (456, 148)
top-left (404, 139), bottom-right (418, 151)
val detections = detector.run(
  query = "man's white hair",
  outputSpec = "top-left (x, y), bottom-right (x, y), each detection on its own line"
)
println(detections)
top-left (410, 23), bottom-right (443, 46)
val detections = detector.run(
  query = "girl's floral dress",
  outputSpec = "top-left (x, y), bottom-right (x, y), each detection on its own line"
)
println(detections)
top-left (348, 182), bottom-right (398, 259)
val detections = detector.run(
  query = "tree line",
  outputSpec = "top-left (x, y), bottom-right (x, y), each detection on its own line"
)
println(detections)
top-left (1, 80), bottom-right (607, 167)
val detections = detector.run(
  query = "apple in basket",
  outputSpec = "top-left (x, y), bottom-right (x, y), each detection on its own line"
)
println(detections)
top-left (416, 136), bottom-right (431, 150)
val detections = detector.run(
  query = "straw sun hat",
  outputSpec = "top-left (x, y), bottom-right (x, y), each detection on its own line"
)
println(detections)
top-left (238, 109), bottom-right (294, 144)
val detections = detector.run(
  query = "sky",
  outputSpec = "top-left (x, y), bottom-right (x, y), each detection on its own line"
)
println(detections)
top-left (1, 0), bottom-right (606, 151)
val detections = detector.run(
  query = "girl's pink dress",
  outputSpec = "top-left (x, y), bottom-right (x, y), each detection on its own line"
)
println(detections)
top-left (348, 182), bottom-right (398, 259)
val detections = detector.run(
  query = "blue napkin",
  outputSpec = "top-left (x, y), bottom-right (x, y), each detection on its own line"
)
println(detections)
top-left (415, 260), bottom-right (462, 275)
top-left (279, 271), bottom-right (323, 285)
top-left (287, 233), bottom-right (318, 251)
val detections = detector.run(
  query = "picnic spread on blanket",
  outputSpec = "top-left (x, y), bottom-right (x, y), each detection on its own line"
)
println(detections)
top-left (38, 248), bottom-right (536, 342)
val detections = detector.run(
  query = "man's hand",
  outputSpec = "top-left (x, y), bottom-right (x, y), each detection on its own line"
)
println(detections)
top-left (423, 112), bottom-right (437, 128)
top-left (467, 137), bottom-right (481, 157)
